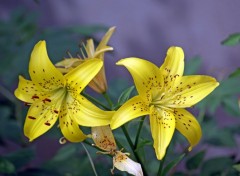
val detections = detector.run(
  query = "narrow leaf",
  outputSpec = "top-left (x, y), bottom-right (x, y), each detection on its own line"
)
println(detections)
top-left (186, 150), bottom-right (205, 170)
top-left (0, 157), bottom-right (15, 174)
top-left (221, 33), bottom-right (240, 46)
top-left (162, 153), bottom-right (186, 176)
top-left (118, 86), bottom-right (135, 105)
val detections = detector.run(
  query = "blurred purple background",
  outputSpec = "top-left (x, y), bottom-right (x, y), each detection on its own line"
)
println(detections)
top-left (1, 0), bottom-right (240, 80)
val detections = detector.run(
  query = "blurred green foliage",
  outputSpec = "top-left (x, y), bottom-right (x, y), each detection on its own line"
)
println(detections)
top-left (0, 8), bottom-right (240, 176)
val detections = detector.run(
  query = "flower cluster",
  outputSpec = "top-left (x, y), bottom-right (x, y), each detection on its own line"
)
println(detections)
top-left (14, 27), bottom-right (219, 175)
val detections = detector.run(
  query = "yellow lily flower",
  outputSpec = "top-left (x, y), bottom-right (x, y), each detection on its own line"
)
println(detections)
top-left (55, 27), bottom-right (116, 93)
top-left (92, 125), bottom-right (143, 176)
top-left (111, 47), bottom-right (219, 160)
top-left (14, 41), bottom-right (114, 142)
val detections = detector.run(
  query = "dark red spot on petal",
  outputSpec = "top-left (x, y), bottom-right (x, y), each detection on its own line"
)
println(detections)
top-left (28, 116), bottom-right (36, 120)
top-left (43, 98), bottom-right (51, 103)
top-left (54, 110), bottom-right (59, 114)
top-left (32, 95), bottom-right (39, 99)
top-left (44, 122), bottom-right (51, 126)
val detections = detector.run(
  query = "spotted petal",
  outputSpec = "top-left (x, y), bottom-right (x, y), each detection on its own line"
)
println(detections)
top-left (64, 59), bottom-right (103, 94)
top-left (91, 125), bottom-right (117, 151)
top-left (110, 96), bottom-right (150, 130)
top-left (68, 94), bottom-right (114, 127)
top-left (117, 58), bottom-right (163, 101)
top-left (29, 41), bottom-right (65, 91)
top-left (24, 101), bottom-right (59, 141)
top-left (165, 75), bottom-right (219, 108)
top-left (159, 47), bottom-right (184, 89)
top-left (174, 108), bottom-right (202, 151)
top-left (59, 102), bottom-right (87, 142)
top-left (113, 151), bottom-right (143, 176)
top-left (14, 76), bottom-right (45, 103)
top-left (149, 107), bottom-right (175, 160)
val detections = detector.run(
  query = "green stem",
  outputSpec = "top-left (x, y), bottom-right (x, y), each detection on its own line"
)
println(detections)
top-left (157, 147), bottom-right (169, 176)
top-left (81, 92), bottom-right (111, 110)
top-left (81, 143), bottom-right (98, 176)
top-left (134, 116), bottom-right (146, 149)
top-left (102, 92), bottom-right (113, 109)
top-left (121, 125), bottom-right (148, 175)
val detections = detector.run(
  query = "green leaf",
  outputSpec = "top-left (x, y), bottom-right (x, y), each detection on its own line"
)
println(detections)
top-left (162, 153), bottom-right (186, 176)
top-left (184, 56), bottom-right (202, 75)
top-left (222, 96), bottom-right (240, 117)
top-left (0, 157), bottom-right (15, 174)
top-left (201, 157), bottom-right (235, 175)
top-left (186, 150), bottom-right (205, 170)
top-left (52, 144), bottom-right (78, 162)
top-left (233, 164), bottom-right (240, 172)
top-left (221, 33), bottom-right (240, 46)
top-left (118, 86), bottom-right (135, 105)
top-left (5, 148), bottom-right (35, 169)
top-left (229, 68), bottom-right (240, 78)
top-left (135, 138), bottom-right (153, 152)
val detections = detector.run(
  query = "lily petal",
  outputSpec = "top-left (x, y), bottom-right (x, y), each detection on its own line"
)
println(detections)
top-left (64, 59), bottom-right (103, 94)
top-left (116, 58), bottom-right (163, 101)
top-left (113, 151), bottom-right (143, 176)
top-left (91, 125), bottom-right (117, 151)
top-left (149, 107), bottom-right (175, 160)
top-left (59, 102), bottom-right (87, 142)
top-left (69, 94), bottom-right (114, 127)
top-left (24, 101), bottom-right (59, 141)
top-left (14, 76), bottom-right (45, 103)
top-left (159, 47), bottom-right (184, 89)
top-left (110, 96), bottom-right (150, 130)
top-left (174, 109), bottom-right (202, 151)
top-left (165, 75), bottom-right (219, 108)
top-left (29, 41), bottom-right (65, 91)
top-left (88, 66), bottom-right (108, 93)
top-left (96, 26), bottom-right (116, 52)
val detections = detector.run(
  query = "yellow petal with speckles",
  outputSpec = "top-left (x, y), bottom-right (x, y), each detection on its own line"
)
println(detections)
top-left (91, 125), bottom-right (117, 151)
top-left (64, 59), bottom-right (103, 94)
top-left (116, 58), bottom-right (163, 101)
top-left (110, 96), bottom-right (150, 130)
top-left (29, 41), bottom-right (65, 91)
top-left (24, 101), bottom-right (59, 141)
top-left (14, 76), bottom-right (44, 103)
top-left (149, 107), bottom-right (175, 160)
top-left (159, 47), bottom-right (184, 89)
top-left (59, 102), bottom-right (87, 142)
top-left (164, 75), bottom-right (219, 108)
top-left (73, 94), bottom-right (114, 126)
top-left (174, 109), bottom-right (202, 151)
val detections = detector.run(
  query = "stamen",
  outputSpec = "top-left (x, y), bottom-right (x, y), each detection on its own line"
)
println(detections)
top-left (59, 137), bottom-right (67, 144)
